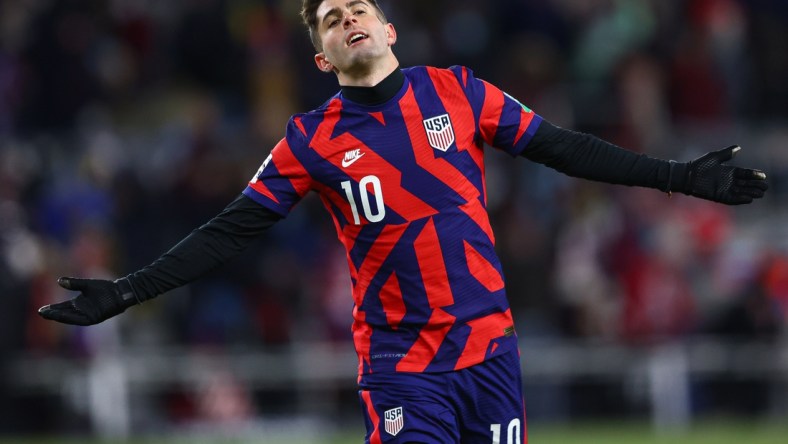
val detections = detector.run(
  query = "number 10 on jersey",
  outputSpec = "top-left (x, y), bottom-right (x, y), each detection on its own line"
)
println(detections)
top-left (341, 175), bottom-right (386, 225)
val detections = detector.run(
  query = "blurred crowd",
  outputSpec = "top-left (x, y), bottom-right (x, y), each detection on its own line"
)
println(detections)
top-left (2, 0), bottom-right (788, 433)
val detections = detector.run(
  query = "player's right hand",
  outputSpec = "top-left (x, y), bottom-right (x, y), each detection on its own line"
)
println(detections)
top-left (38, 277), bottom-right (139, 326)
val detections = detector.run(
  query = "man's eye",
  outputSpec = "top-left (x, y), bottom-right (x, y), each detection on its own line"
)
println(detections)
top-left (328, 19), bottom-right (339, 28)
top-left (354, 9), bottom-right (366, 15)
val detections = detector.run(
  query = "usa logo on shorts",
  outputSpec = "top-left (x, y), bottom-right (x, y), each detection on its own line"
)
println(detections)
top-left (423, 114), bottom-right (455, 152)
top-left (384, 406), bottom-right (404, 436)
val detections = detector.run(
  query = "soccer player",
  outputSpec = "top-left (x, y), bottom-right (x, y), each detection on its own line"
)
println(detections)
top-left (39, 0), bottom-right (768, 442)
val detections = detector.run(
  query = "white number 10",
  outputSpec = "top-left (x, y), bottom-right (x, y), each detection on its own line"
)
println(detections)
top-left (340, 175), bottom-right (386, 225)
top-left (490, 418), bottom-right (521, 444)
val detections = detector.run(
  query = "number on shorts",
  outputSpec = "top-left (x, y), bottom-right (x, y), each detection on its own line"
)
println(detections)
top-left (490, 418), bottom-right (521, 444)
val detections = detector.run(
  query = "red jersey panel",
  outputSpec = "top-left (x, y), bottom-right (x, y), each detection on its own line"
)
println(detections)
top-left (244, 66), bottom-right (543, 374)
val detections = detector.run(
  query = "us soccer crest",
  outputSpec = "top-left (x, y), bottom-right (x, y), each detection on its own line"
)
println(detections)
top-left (384, 406), bottom-right (404, 436)
top-left (423, 113), bottom-right (455, 152)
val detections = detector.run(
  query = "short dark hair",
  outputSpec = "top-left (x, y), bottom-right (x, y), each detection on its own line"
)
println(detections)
top-left (300, 0), bottom-right (388, 51)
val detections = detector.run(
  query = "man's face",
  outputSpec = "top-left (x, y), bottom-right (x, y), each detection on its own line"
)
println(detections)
top-left (313, 0), bottom-right (396, 77)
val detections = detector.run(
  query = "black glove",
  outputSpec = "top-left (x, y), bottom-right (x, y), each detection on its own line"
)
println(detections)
top-left (38, 277), bottom-right (139, 326)
top-left (673, 145), bottom-right (768, 205)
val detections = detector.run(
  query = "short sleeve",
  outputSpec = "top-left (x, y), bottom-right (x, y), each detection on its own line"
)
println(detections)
top-left (451, 65), bottom-right (543, 157)
top-left (242, 118), bottom-right (313, 216)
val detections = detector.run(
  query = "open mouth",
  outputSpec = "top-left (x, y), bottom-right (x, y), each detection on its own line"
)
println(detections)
top-left (346, 32), bottom-right (369, 46)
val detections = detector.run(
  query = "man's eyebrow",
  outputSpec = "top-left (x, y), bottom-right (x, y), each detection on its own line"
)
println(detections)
top-left (320, 1), bottom-right (370, 26)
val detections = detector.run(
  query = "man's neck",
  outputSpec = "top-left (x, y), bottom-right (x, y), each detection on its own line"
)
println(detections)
top-left (336, 56), bottom-right (400, 87)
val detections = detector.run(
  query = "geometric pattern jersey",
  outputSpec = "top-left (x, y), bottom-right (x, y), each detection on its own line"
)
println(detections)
top-left (244, 66), bottom-right (543, 375)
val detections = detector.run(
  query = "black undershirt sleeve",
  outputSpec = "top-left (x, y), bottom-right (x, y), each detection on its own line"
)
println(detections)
top-left (124, 193), bottom-right (282, 301)
top-left (522, 120), bottom-right (688, 192)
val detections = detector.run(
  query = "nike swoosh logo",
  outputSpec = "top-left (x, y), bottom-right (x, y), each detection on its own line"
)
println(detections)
top-left (341, 152), bottom-right (365, 167)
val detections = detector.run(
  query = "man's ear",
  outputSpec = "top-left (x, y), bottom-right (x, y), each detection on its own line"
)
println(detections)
top-left (314, 53), bottom-right (334, 73)
top-left (385, 23), bottom-right (397, 46)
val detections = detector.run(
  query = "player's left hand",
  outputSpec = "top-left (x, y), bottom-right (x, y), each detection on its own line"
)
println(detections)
top-left (681, 145), bottom-right (768, 205)
top-left (38, 277), bottom-right (139, 326)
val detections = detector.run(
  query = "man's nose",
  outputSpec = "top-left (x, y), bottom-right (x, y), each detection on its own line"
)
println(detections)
top-left (343, 12), bottom-right (358, 28)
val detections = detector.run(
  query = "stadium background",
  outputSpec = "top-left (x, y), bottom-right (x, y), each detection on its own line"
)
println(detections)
top-left (1, 0), bottom-right (787, 442)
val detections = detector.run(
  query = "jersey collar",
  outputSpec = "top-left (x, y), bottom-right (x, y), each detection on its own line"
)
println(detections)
top-left (340, 68), bottom-right (405, 106)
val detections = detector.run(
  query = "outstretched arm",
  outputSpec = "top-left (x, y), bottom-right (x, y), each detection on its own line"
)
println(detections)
top-left (38, 194), bottom-right (282, 326)
top-left (524, 120), bottom-right (768, 205)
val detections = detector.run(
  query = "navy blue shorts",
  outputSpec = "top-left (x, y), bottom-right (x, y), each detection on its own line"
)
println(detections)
top-left (357, 350), bottom-right (526, 443)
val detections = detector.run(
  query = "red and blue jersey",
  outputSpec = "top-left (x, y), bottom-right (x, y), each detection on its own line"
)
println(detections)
top-left (243, 66), bottom-right (542, 375)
